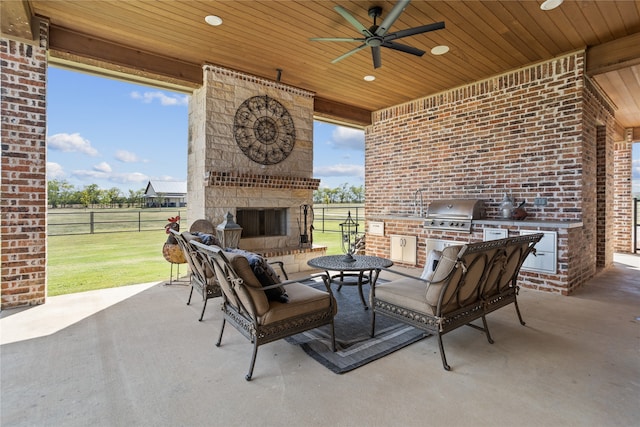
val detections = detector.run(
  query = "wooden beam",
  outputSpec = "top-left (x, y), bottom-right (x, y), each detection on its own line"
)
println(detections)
top-left (0, 0), bottom-right (34, 41)
top-left (48, 25), bottom-right (202, 89)
top-left (586, 32), bottom-right (640, 76)
top-left (314, 97), bottom-right (372, 128)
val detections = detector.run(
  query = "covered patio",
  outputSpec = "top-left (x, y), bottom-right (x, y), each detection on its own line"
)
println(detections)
top-left (1, 254), bottom-right (638, 426)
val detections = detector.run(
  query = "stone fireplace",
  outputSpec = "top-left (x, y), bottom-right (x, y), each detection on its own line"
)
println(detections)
top-left (187, 65), bottom-right (324, 272)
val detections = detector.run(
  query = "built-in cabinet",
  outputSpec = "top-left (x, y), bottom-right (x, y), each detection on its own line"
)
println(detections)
top-left (390, 235), bottom-right (417, 265)
top-left (520, 230), bottom-right (557, 274)
top-left (483, 228), bottom-right (508, 241)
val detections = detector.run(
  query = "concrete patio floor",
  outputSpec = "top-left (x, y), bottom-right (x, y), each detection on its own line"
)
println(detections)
top-left (1, 254), bottom-right (639, 426)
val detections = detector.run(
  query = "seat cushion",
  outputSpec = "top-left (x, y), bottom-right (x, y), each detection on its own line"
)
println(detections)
top-left (375, 278), bottom-right (435, 315)
top-left (259, 282), bottom-right (333, 325)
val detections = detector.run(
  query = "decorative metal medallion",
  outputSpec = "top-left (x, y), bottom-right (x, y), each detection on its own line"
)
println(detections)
top-left (233, 95), bottom-right (296, 165)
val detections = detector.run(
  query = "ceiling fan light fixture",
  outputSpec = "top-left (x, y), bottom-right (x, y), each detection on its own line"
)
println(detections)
top-left (205, 15), bottom-right (223, 26)
top-left (540, 0), bottom-right (563, 11)
top-left (431, 45), bottom-right (450, 55)
top-left (364, 75), bottom-right (376, 82)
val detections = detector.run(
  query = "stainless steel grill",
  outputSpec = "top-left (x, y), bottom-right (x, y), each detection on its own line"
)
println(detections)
top-left (423, 199), bottom-right (485, 232)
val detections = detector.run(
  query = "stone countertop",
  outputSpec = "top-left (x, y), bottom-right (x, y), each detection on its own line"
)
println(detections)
top-left (474, 219), bottom-right (583, 228)
top-left (368, 216), bottom-right (583, 229)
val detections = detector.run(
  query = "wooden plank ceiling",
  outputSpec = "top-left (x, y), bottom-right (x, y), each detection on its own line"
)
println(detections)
top-left (4, 1), bottom-right (640, 132)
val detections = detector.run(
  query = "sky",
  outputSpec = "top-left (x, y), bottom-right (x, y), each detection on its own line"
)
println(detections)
top-left (46, 67), bottom-right (365, 194)
top-left (47, 67), bottom-right (639, 196)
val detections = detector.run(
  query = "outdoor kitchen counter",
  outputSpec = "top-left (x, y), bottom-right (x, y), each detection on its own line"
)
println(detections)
top-left (369, 216), bottom-right (583, 229)
top-left (474, 219), bottom-right (583, 229)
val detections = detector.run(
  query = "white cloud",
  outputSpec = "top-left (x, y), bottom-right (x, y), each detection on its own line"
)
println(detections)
top-left (109, 172), bottom-right (149, 184)
top-left (115, 150), bottom-right (140, 163)
top-left (329, 126), bottom-right (365, 151)
top-left (72, 169), bottom-right (149, 185)
top-left (130, 91), bottom-right (189, 106)
top-left (314, 163), bottom-right (364, 178)
top-left (93, 162), bottom-right (112, 173)
top-left (47, 162), bottom-right (65, 179)
top-left (47, 133), bottom-right (99, 156)
top-left (72, 169), bottom-right (108, 180)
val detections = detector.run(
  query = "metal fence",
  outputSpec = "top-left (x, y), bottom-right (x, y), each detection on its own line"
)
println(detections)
top-left (47, 205), bottom-right (365, 236)
top-left (312, 205), bottom-right (364, 233)
top-left (48, 209), bottom-right (185, 236)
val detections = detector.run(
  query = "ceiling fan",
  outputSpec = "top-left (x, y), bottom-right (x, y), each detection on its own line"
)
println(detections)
top-left (310, 0), bottom-right (445, 69)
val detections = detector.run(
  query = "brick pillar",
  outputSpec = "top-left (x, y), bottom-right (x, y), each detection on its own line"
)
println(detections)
top-left (1, 21), bottom-right (49, 309)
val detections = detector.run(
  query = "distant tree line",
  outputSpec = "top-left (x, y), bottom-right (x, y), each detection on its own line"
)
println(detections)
top-left (313, 184), bottom-right (364, 204)
top-left (48, 179), bottom-right (361, 208)
top-left (48, 179), bottom-right (145, 208)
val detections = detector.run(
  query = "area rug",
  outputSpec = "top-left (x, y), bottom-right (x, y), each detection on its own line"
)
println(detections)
top-left (285, 278), bottom-right (430, 374)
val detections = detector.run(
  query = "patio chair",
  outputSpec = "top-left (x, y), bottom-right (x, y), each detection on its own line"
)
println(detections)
top-left (169, 228), bottom-right (221, 321)
top-left (190, 240), bottom-right (337, 381)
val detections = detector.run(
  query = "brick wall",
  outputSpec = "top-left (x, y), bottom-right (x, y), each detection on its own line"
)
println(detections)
top-left (613, 138), bottom-right (633, 253)
top-left (1, 21), bottom-right (49, 309)
top-left (365, 52), bottom-right (617, 294)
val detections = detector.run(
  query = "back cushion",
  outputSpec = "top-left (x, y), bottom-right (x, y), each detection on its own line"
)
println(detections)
top-left (425, 245), bottom-right (462, 308)
top-left (226, 249), bottom-right (288, 303)
top-left (225, 252), bottom-right (270, 316)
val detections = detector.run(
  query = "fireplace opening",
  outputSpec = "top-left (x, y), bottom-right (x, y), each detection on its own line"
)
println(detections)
top-left (236, 208), bottom-right (287, 238)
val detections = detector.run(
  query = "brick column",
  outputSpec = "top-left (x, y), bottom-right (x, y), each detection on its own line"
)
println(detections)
top-left (1, 21), bottom-right (49, 309)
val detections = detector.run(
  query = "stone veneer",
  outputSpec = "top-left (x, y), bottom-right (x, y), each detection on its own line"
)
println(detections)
top-left (187, 65), bottom-right (323, 270)
top-left (1, 21), bottom-right (49, 309)
top-left (364, 51), bottom-right (621, 295)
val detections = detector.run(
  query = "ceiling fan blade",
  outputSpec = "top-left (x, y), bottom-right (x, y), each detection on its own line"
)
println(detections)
top-left (387, 22), bottom-right (445, 41)
top-left (334, 6), bottom-right (373, 37)
top-left (331, 44), bottom-right (368, 64)
top-left (381, 41), bottom-right (425, 57)
top-left (371, 46), bottom-right (382, 69)
top-left (309, 37), bottom-right (365, 42)
top-left (375, 0), bottom-right (411, 36)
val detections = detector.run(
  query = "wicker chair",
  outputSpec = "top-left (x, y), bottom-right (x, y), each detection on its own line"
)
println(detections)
top-left (190, 240), bottom-right (337, 381)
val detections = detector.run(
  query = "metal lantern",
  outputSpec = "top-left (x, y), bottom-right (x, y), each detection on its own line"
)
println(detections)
top-left (216, 212), bottom-right (243, 249)
top-left (340, 210), bottom-right (359, 262)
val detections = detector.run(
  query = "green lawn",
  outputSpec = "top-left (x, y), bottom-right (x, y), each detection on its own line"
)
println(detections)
top-left (47, 230), bottom-right (345, 296)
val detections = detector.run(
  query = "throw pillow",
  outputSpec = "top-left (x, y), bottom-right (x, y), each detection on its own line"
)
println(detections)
top-left (191, 232), bottom-right (221, 247)
top-left (421, 249), bottom-right (442, 281)
top-left (226, 249), bottom-right (288, 303)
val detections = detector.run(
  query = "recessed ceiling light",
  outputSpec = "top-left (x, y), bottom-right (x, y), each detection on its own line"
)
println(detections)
top-left (431, 45), bottom-right (450, 55)
top-left (205, 15), bottom-right (223, 26)
top-left (540, 0), bottom-right (563, 11)
top-left (364, 75), bottom-right (376, 82)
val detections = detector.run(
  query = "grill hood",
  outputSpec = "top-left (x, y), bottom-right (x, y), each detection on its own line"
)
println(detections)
top-left (424, 199), bottom-right (485, 232)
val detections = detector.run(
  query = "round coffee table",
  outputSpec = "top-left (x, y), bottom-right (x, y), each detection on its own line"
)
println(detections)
top-left (307, 255), bottom-right (393, 310)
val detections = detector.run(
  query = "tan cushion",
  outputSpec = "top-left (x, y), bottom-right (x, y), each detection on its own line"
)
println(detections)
top-left (225, 252), bottom-right (270, 316)
top-left (375, 277), bottom-right (434, 315)
top-left (259, 282), bottom-right (333, 325)
top-left (425, 245), bottom-right (462, 308)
